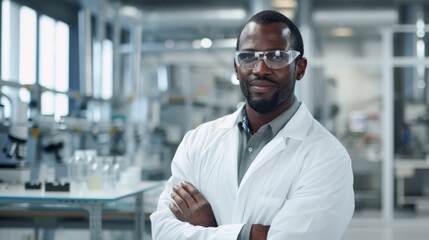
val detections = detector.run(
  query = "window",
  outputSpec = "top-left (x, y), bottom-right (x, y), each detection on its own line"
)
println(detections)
top-left (93, 39), bottom-right (113, 100)
top-left (39, 15), bottom-right (70, 119)
top-left (19, 5), bottom-right (37, 102)
top-left (1, 0), bottom-right (12, 81)
top-left (1, 0), bottom-right (70, 120)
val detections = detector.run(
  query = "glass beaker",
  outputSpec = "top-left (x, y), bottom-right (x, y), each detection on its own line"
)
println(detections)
top-left (87, 156), bottom-right (103, 190)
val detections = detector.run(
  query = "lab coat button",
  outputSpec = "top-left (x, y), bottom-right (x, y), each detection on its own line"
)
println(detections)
top-left (248, 147), bottom-right (253, 152)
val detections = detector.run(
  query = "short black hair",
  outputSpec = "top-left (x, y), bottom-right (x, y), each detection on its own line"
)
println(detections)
top-left (235, 10), bottom-right (304, 58)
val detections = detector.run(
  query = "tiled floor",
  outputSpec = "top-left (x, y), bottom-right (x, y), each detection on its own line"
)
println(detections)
top-left (2, 212), bottom-right (428, 240)
top-left (343, 218), bottom-right (429, 240)
top-left (343, 209), bottom-right (429, 240)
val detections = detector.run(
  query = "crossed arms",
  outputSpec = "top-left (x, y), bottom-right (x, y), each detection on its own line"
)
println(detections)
top-left (169, 181), bottom-right (269, 240)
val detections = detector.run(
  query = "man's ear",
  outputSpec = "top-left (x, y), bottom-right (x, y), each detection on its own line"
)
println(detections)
top-left (295, 57), bottom-right (307, 81)
top-left (234, 62), bottom-right (239, 79)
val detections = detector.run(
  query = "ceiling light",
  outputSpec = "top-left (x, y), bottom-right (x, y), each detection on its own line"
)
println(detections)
top-left (331, 27), bottom-right (353, 37)
top-left (272, 0), bottom-right (297, 8)
top-left (120, 5), bottom-right (141, 18)
top-left (200, 38), bottom-right (212, 48)
top-left (416, 18), bottom-right (425, 38)
top-left (417, 39), bottom-right (425, 58)
top-left (278, 9), bottom-right (295, 20)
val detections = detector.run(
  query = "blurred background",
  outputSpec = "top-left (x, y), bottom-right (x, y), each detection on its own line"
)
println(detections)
top-left (1, 0), bottom-right (429, 239)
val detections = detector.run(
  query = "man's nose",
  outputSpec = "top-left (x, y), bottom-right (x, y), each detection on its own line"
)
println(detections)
top-left (252, 59), bottom-right (272, 74)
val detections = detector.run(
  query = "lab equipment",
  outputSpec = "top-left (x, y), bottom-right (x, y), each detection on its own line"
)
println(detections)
top-left (0, 162), bottom-right (30, 183)
top-left (2, 100), bottom-right (28, 159)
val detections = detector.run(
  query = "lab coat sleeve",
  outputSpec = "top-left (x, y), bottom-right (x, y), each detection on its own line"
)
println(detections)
top-left (150, 131), bottom-right (244, 240)
top-left (268, 148), bottom-right (355, 240)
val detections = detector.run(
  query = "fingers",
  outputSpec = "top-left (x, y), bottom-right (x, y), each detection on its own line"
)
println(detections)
top-left (172, 183), bottom-right (197, 208)
top-left (170, 181), bottom-right (199, 218)
top-left (169, 203), bottom-right (185, 221)
top-left (170, 182), bottom-right (205, 216)
top-left (172, 181), bottom-right (203, 205)
top-left (180, 181), bottom-right (206, 203)
top-left (169, 182), bottom-right (218, 227)
top-left (171, 189), bottom-right (189, 219)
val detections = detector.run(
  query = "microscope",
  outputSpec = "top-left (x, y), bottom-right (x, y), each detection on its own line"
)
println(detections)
top-left (0, 98), bottom-right (30, 183)
top-left (3, 100), bottom-right (28, 159)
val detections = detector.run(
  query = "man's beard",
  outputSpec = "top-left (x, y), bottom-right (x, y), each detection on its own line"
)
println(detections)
top-left (240, 79), bottom-right (295, 114)
top-left (247, 92), bottom-right (281, 113)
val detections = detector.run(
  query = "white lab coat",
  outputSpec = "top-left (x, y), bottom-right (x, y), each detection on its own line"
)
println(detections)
top-left (150, 103), bottom-right (354, 240)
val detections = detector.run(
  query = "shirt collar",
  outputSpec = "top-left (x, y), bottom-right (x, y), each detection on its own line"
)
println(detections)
top-left (237, 96), bottom-right (301, 136)
top-left (270, 96), bottom-right (301, 136)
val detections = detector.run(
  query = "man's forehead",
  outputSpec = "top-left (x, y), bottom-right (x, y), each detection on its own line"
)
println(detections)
top-left (242, 22), bottom-right (291, 38)
top-left (239, 22), bottom-right (292, 49)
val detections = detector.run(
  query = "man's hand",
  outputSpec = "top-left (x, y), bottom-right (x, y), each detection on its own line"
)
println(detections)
top-left (169, 181), bottom-right (218, 227)
top-left (250, 224), bottom-right (270, 240)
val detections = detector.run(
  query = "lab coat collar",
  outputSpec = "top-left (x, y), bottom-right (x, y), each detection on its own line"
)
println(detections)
top-left (217, 103), bottom-right (312, 141)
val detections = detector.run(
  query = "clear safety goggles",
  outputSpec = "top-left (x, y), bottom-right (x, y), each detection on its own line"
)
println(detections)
top-left (234, 50), bottom-right (300, 70)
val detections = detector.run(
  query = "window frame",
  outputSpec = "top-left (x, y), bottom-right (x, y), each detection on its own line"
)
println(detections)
top-left (1, 0), bottom-right (79, 119)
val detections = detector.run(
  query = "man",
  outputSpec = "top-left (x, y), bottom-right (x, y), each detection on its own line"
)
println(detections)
top-left (150, 10), bottom-right (354, 240)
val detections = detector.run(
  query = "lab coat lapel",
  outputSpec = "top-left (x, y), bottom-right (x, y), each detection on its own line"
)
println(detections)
top-left (217, 111), bottom-right (242, 222)
top-left (219, 126), bottom-right (240, 191)
top-left (236, 103), bottom-right (313, 195)
top-left (216, 108), bottom-right (242, 191)
top-left (239, 136), bottom-right (286, 189)
top-left (232, 136), bottom-right (286, 222)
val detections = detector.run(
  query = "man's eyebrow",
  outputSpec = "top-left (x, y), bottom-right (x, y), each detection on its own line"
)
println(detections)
top-left (238, 48), bottom-right (287, 52)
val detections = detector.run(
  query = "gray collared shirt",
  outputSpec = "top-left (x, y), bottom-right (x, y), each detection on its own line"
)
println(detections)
top-left (236, 96), bottom-right (301, 240)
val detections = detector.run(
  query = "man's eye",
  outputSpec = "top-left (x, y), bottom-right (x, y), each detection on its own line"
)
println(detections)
top-left (268, 52), bottom-right (286, 61)
top-left (240, 53), bottom-right (256, 61)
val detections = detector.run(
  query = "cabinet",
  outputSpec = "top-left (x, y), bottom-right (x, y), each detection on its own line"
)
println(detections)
top-left (395, 159), bottom-right (429, 211)
top-left (392, 28), bottom-right (429, 212)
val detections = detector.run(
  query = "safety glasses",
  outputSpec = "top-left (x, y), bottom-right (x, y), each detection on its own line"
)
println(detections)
top-left (234, 50), bottom-right (300, 70)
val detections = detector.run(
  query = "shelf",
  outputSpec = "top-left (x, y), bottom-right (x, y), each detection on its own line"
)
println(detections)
top-left (165, 95), bottom-right (236, 110)
top-left (398, 196), bottom-right (429, 205)
top-left (395, 159), bottom-right (429, 169)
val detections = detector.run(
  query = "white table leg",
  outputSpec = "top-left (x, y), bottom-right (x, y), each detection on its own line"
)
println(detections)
top-left (134, 194), bottom-right (144, 240)
top-left (83, 203), bottom-right (103, 240)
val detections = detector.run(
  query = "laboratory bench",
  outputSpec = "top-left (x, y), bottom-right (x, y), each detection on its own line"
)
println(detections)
top-left (0, 180), bottom-right (164, 240)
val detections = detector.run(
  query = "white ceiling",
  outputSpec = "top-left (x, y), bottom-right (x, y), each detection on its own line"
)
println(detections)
top-left (21, 0), bottom-right (422, 45)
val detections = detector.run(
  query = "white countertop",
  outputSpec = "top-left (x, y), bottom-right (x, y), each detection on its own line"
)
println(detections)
top-left (0, 180), bottom-right (164, 202)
